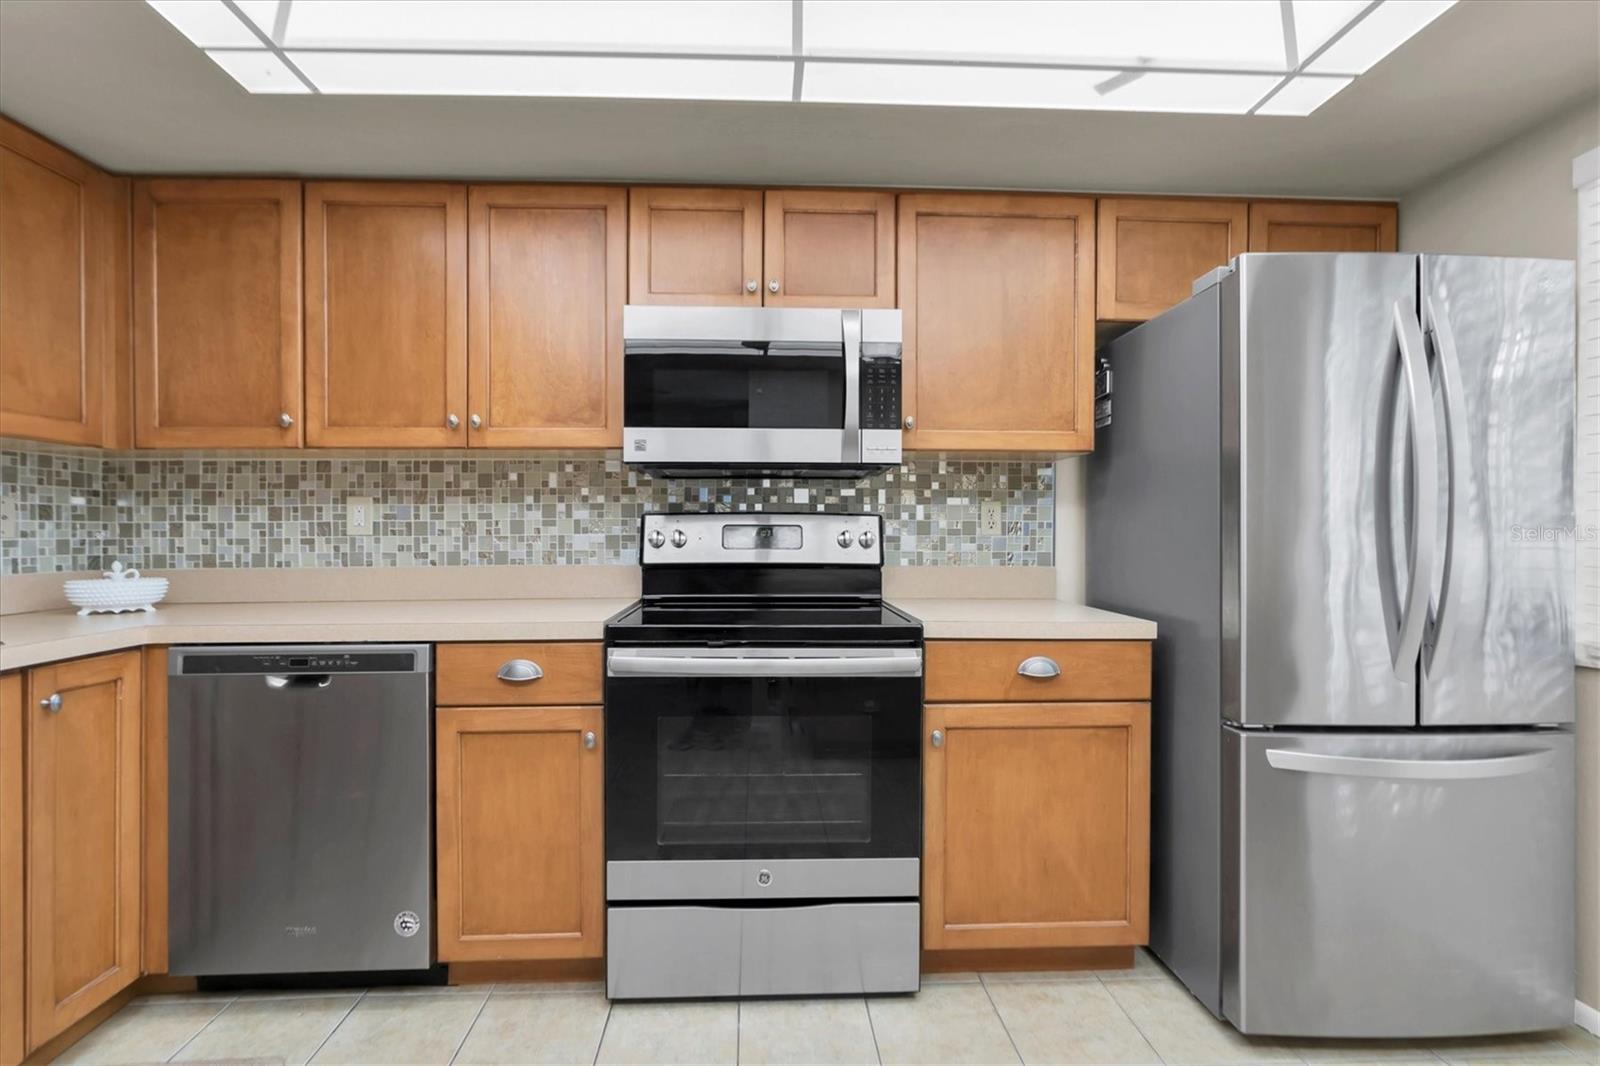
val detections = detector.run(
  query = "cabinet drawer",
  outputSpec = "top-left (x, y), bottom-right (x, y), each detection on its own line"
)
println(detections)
top-left (925, 641), bottom-right (1150, 703)
top-left (436, 643), bottom-right (602, 706)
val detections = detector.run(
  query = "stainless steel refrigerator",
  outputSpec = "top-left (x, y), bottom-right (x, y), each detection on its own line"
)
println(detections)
top-left (1088, 253), bottom-right (1576, 1039)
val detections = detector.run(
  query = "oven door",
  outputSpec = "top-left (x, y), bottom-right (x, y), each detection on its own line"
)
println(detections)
top-left (604, 646), bottom-right (922, 900)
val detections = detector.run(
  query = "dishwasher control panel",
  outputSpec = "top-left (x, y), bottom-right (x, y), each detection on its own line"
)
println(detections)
top-left (170, 644), bottom-right (431, 675)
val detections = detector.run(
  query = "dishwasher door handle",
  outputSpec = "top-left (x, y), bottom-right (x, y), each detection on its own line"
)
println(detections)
top-left (264, 674), bottom-right (334, 690)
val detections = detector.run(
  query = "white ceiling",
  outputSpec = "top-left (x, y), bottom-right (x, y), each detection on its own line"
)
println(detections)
top-left (0, 0), bottom-right (1595, 197)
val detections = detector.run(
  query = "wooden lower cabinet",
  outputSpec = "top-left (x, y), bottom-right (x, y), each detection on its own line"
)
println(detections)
top-left (1, 675), bottom-right (23, 1066)
top-left (922, 701), bottom-right (1150, 952)
top-left (23, 651), bottom-right (142, 1052)
top-left (435, 704), bottom-right (603, 962)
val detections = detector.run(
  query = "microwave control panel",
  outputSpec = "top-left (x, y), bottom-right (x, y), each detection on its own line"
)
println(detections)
top-left (860, 357), bottom-right (902, 430)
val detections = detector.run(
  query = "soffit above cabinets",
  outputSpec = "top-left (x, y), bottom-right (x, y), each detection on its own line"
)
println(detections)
top-left (146, 0), bottom-right (1454, 116)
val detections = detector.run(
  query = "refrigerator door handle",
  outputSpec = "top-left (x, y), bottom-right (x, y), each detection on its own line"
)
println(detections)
top-left (1422, 296), bottom-right (1465, 670)
top-left (1265, 747), bottom-right (1556, 781)
top-left (1385, 303), bottom-right (1439, 680)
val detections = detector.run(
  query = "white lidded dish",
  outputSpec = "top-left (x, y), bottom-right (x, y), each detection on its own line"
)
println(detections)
top-left (64, 561), bottom-right (169, 616)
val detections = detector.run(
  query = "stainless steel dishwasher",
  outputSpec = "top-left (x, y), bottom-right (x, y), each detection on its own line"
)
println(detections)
top-left (167, 645), bottom-right (432, 977)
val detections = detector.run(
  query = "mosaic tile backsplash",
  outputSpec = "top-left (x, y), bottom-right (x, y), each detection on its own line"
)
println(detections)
top-left (1, 441), bottom-right (1053, 574)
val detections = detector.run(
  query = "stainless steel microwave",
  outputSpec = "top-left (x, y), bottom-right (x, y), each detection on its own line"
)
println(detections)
top-left (622, 306), bottom-right (903, 477)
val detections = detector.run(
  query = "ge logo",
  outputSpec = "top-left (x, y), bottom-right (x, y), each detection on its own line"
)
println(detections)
top-left (394, 910), bottom-right (421, 937)
top-left (756, 869), bottom-right (773, 886)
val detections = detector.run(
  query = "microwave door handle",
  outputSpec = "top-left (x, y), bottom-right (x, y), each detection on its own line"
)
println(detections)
top-left (842, 309), bottom-right (862, 465)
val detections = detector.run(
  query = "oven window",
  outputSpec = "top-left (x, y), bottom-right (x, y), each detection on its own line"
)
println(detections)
top-left (657, 712), bottom-right (872, 847)
top-left (624, 352), bottom-right (843, 429)
top-left (605, 674), bottom-right (920, 862)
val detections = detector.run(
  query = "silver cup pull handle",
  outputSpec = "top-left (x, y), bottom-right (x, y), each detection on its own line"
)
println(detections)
top-left (497, 659), bottom-right (544, 683)
top-left (1017, 656), bottom-right (1062, 679)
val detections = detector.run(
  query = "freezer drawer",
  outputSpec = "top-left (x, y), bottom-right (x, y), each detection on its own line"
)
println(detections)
top-left (1223, 727), bottom-right (1573, 1038)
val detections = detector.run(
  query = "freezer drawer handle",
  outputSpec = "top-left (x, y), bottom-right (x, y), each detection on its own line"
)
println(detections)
top-left (497, 659), bottom-right (544, 683)
top-left (1017, 656), bottom-right (1062, 679)
top-left (1265, 748), bottom-right (1556, 781)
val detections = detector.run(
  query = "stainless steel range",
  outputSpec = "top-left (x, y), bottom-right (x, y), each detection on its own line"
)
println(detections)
top-left (603, 511), bottom-right (923, 1000)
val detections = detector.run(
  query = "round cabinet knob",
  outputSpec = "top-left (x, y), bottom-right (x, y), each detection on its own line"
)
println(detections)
top-left (746, 279), bottom-right (759, 293)
top-left (584, 731), bottom-right (597, 750)
top-left (768, 280), bottom-right (780, 294)
top-left (469, 414), bottom-right (482, 429)
top-left (647, 529), bottom-right (666, 549)
top-left (670, 529), bottom-right (688, 548)
top-left (930, 729), bottom-right (944, 748)
top-left (446, 414), bottom-right (460, 429)
top-left (40, 693), bottom-right (62, 713)
top-left (859, 530), bottom-right (876, 549)
top-left (837, 530), bottom-right (854, 548)
top-left (904, 415), bottom-right (916, 430)
top-left (278, 412), bottom-right (295, 429)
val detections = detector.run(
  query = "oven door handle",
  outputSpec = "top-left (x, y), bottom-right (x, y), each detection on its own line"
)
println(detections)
top-left (607, 647), bottom-right (923, 678)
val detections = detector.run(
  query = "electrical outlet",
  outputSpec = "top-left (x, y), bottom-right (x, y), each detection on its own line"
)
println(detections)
top-left (980, 500), bottom-right (1002, 536)
top-left (347, 497), bottom-right (375, 536)
top-left (0, 494), bottom-right (18, 539)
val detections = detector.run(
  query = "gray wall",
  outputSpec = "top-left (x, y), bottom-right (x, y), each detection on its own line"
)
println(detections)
top-left (1402, 92), bottom-right (1600, 1019)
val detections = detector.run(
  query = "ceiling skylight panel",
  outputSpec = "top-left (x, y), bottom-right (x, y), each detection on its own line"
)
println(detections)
top-left (1289, 1), bottom-right (1370, 60)
top-left (287, 52), bottom-right (794, 100)
top-left (146, 0), bottom-right (261, 47)
top-left (257, 1), bottom-right (792, 54)
top-left (804, 1), bottom-right (1288, 69)
top-left (205, 49), bottom-right (309, 92)
top-left (1254, 74), bottom-right (1355, 115)
top-left (1307, 0), bottom-right (1456, 73)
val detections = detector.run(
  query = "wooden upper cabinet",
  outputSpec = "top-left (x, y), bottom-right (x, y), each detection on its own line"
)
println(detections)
top-left (133, 179), bottom-right (303, 448)
top-left (305, 182), bottom-right (467, 447)
top-left (897, 193), bottom-right (1095, 452)
top-left (763, 190), bottom-right (895, 307)
top-left (628, 187), bottom-right (762, 305)
top-left (468, 185), bottom-right (625, 448)
top-left (1097, 198), bottom-right (1247, 322)
top-left (24, 651), bottom-right (142, 1052)
top-left (1248, 200), bottom-right (1398, 253)
top-left (923, 701), bottom-right (1150, 951)
top-left (436, 705), bottom-right (604, 962)
top-left (0, 118), bottom-right (121, 446)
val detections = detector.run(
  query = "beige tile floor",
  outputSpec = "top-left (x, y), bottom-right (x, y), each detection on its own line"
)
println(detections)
top-left (52, 952), bottom-right (1600, 1066)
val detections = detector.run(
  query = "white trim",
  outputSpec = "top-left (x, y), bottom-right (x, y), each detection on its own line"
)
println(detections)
top-left (1575, 146), bottom-right (1600, 190)
top-left (1575, 997), bottom-right (1600, 1037)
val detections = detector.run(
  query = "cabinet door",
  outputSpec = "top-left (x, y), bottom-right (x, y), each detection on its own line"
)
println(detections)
top-left (1, 674), bottom-right (22, 1066)
top-left (898, 194), bottom-right (1095, 452)
top-left (0, 118), bottom-right (117, 446)
top-left (1097, 198), bottom-right (1247, 322)
top-left (923, 702), bottom-right (1149, 951)
top-left (24, 652), bottom-right (141, 1051)
top-left (134, 179), bottom-right (303, 448)
top-left (628, 187), bottom-right (761, 305)
top-left (305, 182), bottom-right (467, 447)
top-left (763, 190), bottom-right (895, 308)
top-left (436, 705), bottom-right (603, 961)
top-left (1248, 201), bottom-right (1398, 252)
top-left (468, 186), bottom-right (625, 448)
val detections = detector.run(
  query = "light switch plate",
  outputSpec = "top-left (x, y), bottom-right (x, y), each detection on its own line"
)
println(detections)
top-left (980, 500), bottom-right (1002, 536)
top-left (347, 497), bottom-right (375, 536)
top-left (0, 494), bottom-right (18, 539)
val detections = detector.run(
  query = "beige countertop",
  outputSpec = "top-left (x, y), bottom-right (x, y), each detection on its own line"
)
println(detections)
top-left (0, 597), bottom-right (1155, 672)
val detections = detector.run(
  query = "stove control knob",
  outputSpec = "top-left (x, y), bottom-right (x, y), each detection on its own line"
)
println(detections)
top-left (859, 530), bottom-right (876, 549)
top-left (647, 529), bottom-right (666, 549)
top-left (836, 530), bottom-right (854, 548)
top-left (670, 529), bottom-right (688, 548)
